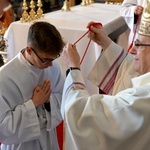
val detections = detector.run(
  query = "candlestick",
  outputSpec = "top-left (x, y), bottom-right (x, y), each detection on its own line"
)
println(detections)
top-left (81, 0), bottom-right (87, 6)
top-left (29, 0), bottom-right (37, 20)
top-left (37, 0), bottom-right (44, 19)
top-left (62, 0), bottom-right (71, 11)
top-left (20, 0), bottom-right (30, 22)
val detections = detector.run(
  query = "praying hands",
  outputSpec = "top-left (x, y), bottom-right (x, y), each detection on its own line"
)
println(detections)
top-left (32, 79), bottom-right (51, 107)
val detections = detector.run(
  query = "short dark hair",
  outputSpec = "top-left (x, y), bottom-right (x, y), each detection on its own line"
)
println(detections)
top-left (27, 21), bottom-right (65, 55)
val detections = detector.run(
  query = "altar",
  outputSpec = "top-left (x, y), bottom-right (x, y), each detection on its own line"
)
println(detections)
top-left (4, 3), bottom-right (128, 94)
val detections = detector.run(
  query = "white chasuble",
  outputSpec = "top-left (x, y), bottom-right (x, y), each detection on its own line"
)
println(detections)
top-left (88, 42), bottom-right (138, 95)
top-left (61, 69), bottom-right (150, 150)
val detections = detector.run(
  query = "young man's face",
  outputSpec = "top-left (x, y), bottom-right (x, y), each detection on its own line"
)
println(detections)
top-left (130, 35), bottom-right (150, 75)
top-left (27, 47), bottom-right (60, 69)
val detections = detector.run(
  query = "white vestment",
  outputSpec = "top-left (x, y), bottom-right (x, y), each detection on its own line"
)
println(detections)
top-left (120, 0), bottom-right (146, 45)
top-left (0, 51), bottom-right (65, 150)
top-left (61, 64), bottom-right (150, 150)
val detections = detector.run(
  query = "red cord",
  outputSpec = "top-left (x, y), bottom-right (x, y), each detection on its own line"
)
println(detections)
top-left (73, 22), bottom-right (102, 64)
top-left (80, 39), bottom-right (91, 64)
top-left (73, 30), bottom-right (89, 46)
top-left (89, 23), bottom-right (102, 31)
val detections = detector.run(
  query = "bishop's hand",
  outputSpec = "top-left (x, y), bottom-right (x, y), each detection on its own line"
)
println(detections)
top-left (87, 21), bottom-right (111, 50)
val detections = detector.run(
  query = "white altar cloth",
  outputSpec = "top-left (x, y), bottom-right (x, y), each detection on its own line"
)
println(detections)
top-left (4, 3), bottom-right (128, 94)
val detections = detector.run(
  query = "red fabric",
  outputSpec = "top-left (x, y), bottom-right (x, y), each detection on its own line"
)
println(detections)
top-left (56, 121), bottom-right (64, 150)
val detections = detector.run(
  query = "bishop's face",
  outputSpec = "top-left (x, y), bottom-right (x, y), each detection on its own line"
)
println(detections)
top-left (129, 35), bottom-right (150, 75)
